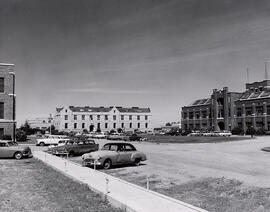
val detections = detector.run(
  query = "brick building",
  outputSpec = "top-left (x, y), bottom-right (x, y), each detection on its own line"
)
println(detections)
top-left (54, 106), bottom-right (151, 133)
top-left (181, 79), bottom-right (270, 133)
top-left (0, 63), bottom-right (16, 140)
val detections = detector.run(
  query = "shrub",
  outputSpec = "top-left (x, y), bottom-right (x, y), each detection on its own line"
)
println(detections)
top-left (256, 128), bottom-right (265, 136)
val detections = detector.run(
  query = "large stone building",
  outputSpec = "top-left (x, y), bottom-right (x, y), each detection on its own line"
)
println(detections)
top-left (0, 63), bottom-right (16, 140)
top-left (54, 106), bottom-right (151, 132)
top-left (181, 79), bottom-right (270, 132)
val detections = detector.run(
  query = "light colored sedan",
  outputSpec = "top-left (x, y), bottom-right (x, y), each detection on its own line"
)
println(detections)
top-left (0, 140), bottom-right (32, 159)
top-left (82, 142), bottom-right (147, 169)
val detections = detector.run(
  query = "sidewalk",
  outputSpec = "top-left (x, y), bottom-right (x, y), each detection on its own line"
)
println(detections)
top-left (33, 151), bottom-right (208, 212)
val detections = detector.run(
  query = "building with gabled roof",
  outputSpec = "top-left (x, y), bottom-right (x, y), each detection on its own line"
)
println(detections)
top-left (54, 106), bottom-right (151, 132)
top-left (181, 79), bottom-right (270, 133)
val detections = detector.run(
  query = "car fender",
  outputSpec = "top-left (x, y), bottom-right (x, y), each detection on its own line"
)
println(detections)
top-left (131, 152), bottom-right (147, 162)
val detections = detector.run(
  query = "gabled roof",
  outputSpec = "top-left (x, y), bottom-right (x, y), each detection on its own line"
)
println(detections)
top-left (239, 89), bottom-right (270, 101)
top-left (56, 107), bottom-right (64, 113)
top-left (117, 107), bottom-right (151, 113)
top-left (188, 98), bottom-right (211, 106)
top-left (56, 106), bottom-right (151, 113)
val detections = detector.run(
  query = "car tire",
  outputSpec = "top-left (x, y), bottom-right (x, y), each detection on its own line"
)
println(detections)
top-left (134, 158), bottom-right (141, 166)
top-left (69, 151), bottom-right (75, 157)
top-left (39, 142), bottom-right (45, 146)
top-left (103, 159), bottom-right (112, 169)
top-left (14, 152), bottom-right (23, 160)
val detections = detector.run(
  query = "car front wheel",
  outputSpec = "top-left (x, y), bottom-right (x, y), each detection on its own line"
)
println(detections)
top-left (134, 158), bottom-right (141, 166)
top-left (14, 152), bottom-right (23, 160)
top-left (103, 159), bottom-right (112, 169)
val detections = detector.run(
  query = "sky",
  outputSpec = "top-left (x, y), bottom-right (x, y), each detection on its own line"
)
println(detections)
top-left (1, 0), bottom-right (270, 127)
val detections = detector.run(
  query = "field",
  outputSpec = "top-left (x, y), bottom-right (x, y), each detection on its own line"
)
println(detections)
top-left (0, 158), bottom-right (123, 212)
top-left (69, 136), bottom-right (270, 212)
top-left (144, 134), bottom-right (251, 143)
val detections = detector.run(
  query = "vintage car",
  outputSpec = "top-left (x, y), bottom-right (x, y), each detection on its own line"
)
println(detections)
top-left (50, 139), bottom-right (99, 157)
top-left (36, 137), bottom-right (70, 146)
top-left (107, 133), bottom-right (128, 141)
top-left (82, 142), bottom-right (147, 169)
top-left (0, 140), bottom-right (32, 160)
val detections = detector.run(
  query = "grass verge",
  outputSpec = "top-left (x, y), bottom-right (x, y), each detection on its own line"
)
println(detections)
top-left (0, 158), bottom-right (124, 212)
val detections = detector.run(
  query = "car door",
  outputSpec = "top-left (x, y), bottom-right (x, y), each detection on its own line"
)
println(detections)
top-left (116, 144), bottom-right (133, 164)
top-left (0, 142), bottom-right (13, 158)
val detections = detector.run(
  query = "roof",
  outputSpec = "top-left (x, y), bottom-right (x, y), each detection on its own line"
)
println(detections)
top-left (238, 90), bottom-right (270, 101)
top-left (56, 106), bottom-right (151, 113)
top-left (0, 63), bottom-right (15, 66)
top-left (117, 107), bottom-right (151, 113)
top-left (188, 98), bottom-right (211, 106)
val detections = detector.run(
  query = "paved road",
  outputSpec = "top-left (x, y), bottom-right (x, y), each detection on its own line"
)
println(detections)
top-left (26, 136), bottom-right (270, 187)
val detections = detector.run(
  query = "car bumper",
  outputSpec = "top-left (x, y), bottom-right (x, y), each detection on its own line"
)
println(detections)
top-left (82, 160), bottom-right (102, 167)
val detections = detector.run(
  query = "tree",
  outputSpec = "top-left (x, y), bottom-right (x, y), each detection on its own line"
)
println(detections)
top-left (117, 128), bottom-right (123, 133)
top-left (165, 122), bottom-right (172, 126)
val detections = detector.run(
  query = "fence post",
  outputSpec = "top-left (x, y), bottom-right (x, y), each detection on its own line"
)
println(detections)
top-left (106, 177), bottom-right (110, 194)
top-left (147, 175), bottom-right (149, 190)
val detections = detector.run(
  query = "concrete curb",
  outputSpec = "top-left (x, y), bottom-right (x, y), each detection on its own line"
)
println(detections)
top-left (33, 151), bottom-right (208, 212)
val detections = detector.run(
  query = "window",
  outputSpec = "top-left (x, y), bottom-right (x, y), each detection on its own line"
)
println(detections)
top-left (65, 123), bottom-right (68, 129)
top-left (121, 123), bottom-right (124, 128)
top-left (90, 115), bottom-right (93, 120)
top-left (237, 108), bottom-right (242, 117)
top-left (129, 123), bottom-right (132, 128)
top-left (97, 115), bottom-right (100, 120)
top-left (64, 115), bottom-right (68, 120)
top-left (129, 115), bottom-right (132, 120)
top-left (137, 123), bottom-right (140, 128)
top-left (74, 123), bottom-right (77, 129)
top-left (97, 123), bottom-right (100, 129)
top-left (0, 102), bottom-right (4, 119)
top-left (137, 115), bottom-right (140, 120)
top-left (125, 144), bottom-right (136, 151)
top-left (113, 123), bottom-right (116, 128)
top-left (113, 115), bottom-right (116, 120)
top-left (105, 123), bottom-right (108, 129)
top-left (145, 115), bottom-right (148, 120)
top-left (82, 115), bottom-right (85, 120)
top-left (0, 78), bottom-right (4, 93)
top-left (82, 123), bottom-right (85, 129)
top-left (145, 123), bottom-right (148, 128)
top-left (105, 115), bottom-right (108, 120)
top-left (65, 109), bottom-right (67, 113)
top-left (74, 115), bottom-right (77, 120)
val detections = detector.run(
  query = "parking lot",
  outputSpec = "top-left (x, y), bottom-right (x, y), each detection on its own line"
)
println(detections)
top-left (27, 136), bottom-right (270, 211)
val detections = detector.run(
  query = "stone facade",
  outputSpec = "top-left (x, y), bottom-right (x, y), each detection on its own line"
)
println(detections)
top-left (54, 106), bottom-right (151, 133)
top-left (181, 80), bottom-right (270, 132)
top-left (0, 63), bottom-right (16, 140)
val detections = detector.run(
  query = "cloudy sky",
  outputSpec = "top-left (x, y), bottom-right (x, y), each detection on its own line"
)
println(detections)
top-left (1, 0), bottom-right (270, 127)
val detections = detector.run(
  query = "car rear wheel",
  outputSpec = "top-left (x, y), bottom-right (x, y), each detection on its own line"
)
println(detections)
top-left (134, 158), bottom-right (141, 166)
top-left (103, 159), bottom-right (112, 169)
top-left (68, 151), bottom-right (75, 157)
top-left (14, 152), bottom-right (23, 160)
top-left (39, 142), bottom-right (45, 146)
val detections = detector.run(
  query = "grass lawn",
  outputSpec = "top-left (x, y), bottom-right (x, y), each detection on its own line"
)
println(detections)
top-left (0, 158), bottom-right (124, 212)
top-left (144, 135), bottom-right (252, 143)
top-left (103, 170), bottom-right (270, 212)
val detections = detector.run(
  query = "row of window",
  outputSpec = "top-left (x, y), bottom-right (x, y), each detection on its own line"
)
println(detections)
top-left (64, 122), bottom-right (148, 129)
top-left (64, 114), bottom-right (148, 121)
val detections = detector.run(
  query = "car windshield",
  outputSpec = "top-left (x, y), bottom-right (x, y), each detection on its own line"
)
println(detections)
top-left (7, 142), bottom-right (17, 146)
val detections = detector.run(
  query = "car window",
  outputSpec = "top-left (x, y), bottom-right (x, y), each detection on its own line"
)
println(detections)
top-left (0, 143), bottom-right (6, 147)
top-left (118, 144), bottom-right (125, 152)
top-left (125, 144), bottom-right (136, 151)
top-left (110, 144), bottom-right (118, 151)
top-left (101, 144), bottom-right (110, 150)
top-left (7, 142), bottom-right (15, 146)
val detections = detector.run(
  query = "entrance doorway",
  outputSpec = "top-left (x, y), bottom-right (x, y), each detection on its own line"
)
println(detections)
top-left (218, 122), bottom-right (225, 131)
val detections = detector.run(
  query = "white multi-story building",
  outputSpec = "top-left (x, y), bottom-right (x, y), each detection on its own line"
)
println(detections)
top-left (54, 106), bottom-right (151, 132)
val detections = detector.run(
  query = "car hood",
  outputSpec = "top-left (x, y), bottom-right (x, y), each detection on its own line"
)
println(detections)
top-left (82, 150), bottom-right (117, 159)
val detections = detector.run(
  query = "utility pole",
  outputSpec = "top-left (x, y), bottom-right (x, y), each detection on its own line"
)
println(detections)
top-left (247, 67), bottom-right (250, 83)
top-left (265, 61), bottom-right (269, 80)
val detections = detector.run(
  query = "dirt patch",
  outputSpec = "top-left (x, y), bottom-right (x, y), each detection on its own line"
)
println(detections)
top-left (0, 158), bottom-right (124, 212)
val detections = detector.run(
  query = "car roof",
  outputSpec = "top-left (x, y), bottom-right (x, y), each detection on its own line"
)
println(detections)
top-left (104, 142), bottom-right (132, 146)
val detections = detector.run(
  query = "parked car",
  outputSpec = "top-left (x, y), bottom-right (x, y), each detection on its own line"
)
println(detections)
top-left (93, 132), bottom-right (107, 139)
top-left (107, 133), bottom-right (128, 141)
top-left (0, 140), bottom-right (32, 160)
top-left (129, 134), bottom-right (142, 141)
top-left (51, 139), bottom-right (99, 157)
top-left (82, 142), bottom-right (147, 169)
top-left (218, 130), bottom-right (232, 137)
top-left (36, 137), bottom-right (70, 146)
